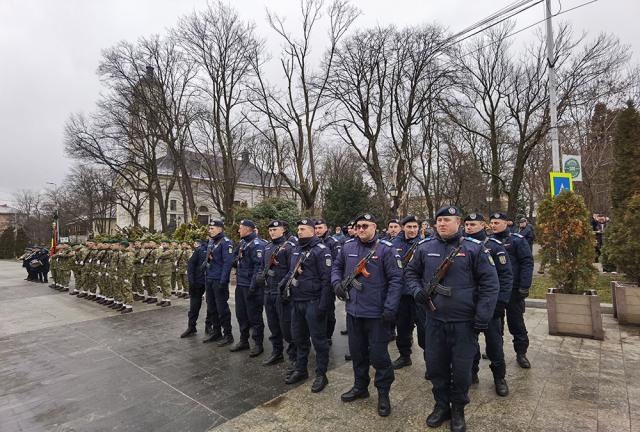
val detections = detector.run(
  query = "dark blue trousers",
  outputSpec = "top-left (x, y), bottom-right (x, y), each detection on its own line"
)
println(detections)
top-left (291, 299), bottom-right (329, 375)
top-left (326, 291), bottom-right (336, 340)
top-left (347, 314), bottom-right (394, 394)
top-left (187, 282), bottom-right (206, 329)
top-left (425, 317), bottom-right (478, 407)
top-left (235, 284), bottom-right (264, 345)
top-left (506, 295), bottom-right (529, 354)
top-left (472, 316), bottom-right (506, 378)
top-left (396, 295), bottom-right (426, 358)
top-left (265, 291), bottom-right (297, 362)
top-left (205, 279), bottom-right (233, 335)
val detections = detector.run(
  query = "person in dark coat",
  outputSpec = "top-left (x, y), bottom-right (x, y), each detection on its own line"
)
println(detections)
top-left (180, 239), bottom-right (208, 338)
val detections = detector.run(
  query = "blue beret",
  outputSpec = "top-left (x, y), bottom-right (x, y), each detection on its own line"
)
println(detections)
top-left (490, 212), bottom-right (508, 221)
top-left (435, 206), bottom-right (462, 218)
top-left (208, 219), bottom-right (224, 228)
top-left (464, 212), bottom-right (485, 222)
top-left (268, 220), bottom-right (283, 228)
top-left (400, 215), bottom-right (418, 225)
top-left (355, 213), bottom-right (377, 224)
top-left (239, 219), bottom-right (256, 228)
top-left (297, 218), bottom-right (316, 228)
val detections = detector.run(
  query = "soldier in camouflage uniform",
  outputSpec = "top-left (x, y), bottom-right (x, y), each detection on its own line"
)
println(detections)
top-left (57, 244), bottom-right (73, 291)
top-left (155, 239), bottom-right (174, 307)
top-left (49, 245), bottom-right (60, 289)
top-left (132, 241), bottom-right (145, 301)
top-left (142, 240), bottom-right (159, 304)
top-left (106, 241), bottom-right (122, 309)
top-left (114, 241), bottom-right (135, 313)
top-left (170, 240), bottom-right (179, 295)
top-left (79, 242), bottom-right (99, 299)
top-left (69, 244), bottom-right (84, 295)
top-left (175, 242), bottom-right (191, 298)
top-left (96, 242), bottom-right (113, 304)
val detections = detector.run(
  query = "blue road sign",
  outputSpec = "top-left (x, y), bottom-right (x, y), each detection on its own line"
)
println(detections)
top-left (549, 172), bottom-right (573, 197)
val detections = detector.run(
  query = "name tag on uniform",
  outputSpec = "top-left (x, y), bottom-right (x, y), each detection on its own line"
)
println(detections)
top-left (427, 253), bottom-right (441, 257)
top-left (348, 254), bottom-right (358, 257)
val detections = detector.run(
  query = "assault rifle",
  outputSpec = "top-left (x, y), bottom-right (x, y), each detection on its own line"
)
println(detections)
top-left (420, 238), bottom-right (465, 311)
top-left (281, 250), bottom-right (310, 303)
top-left (339, 241), bottom-right (378, 301)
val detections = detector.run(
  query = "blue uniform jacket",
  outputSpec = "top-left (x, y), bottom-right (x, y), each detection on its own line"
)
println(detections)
top-left (320, 233), bottom-right (341, 260)
top-left (236, 232), bottom-right (266, 287)
top-left (331, 237), bottom-right (403, 319)
top-left (256, 234), bottom-right (297, 294)
top-left (187, 244), bottom-right (207, 286)
top-left (404, 232), bottom-right (499, 329)
top-left (492, 231), bottom-right (533, 296)
top-left (391, 232), bottom-right (423, 296)
top-left (205, 232), bottom-right (235, 284)
top-left (481, 236), bottom-right (513, 306)
top-left (283, 236), bottom-right (332, 308)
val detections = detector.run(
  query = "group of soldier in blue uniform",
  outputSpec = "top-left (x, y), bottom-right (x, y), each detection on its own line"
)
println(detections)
top-left (181, 207), bottom-right (533, 432)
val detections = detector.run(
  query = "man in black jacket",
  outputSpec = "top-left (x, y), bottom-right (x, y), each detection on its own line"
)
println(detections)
top-left (180, 239), bottom-right (208, 338)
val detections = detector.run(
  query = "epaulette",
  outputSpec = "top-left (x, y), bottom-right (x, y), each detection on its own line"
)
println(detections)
top-left (512, 233), bottom-right (524, 238)
top-left (418, 238), bottom-right (431, 245)
top-left (317, 243), bottom-right (327, 249)
top-left (380, 239), bottom-right (393, 247)
top-left (488, 237), bottom-right (503, 245)
top-left (253, 239), bottom-right (261, 245)
top-left (464, 237), bottom-right (482, 244)
top-left (224, 237), bottom-right (231, 242)
top-left (344, 238), bottom-right (355, 244)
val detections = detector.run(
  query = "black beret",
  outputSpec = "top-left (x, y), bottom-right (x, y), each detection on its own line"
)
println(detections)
top-left (239, 219), bottom-right (256, 228)
top-left (464, 212), bottom-right (485, 222)
top-left (354, 213), bottom-right (377, 224)
top-left (314, 219), bottom-right (327, 226)
top-left (297, 218), bottom-right (316, 228)
top-left (435, 206), bottom-right (462, 218)
top-left (387, 218), bottom-right (399, 226)
top-left (490, 212), bottom-right (508, 221)
top-left (268, 220), bottom-right (283, 228)
top-left (208, 219), bottom-right (224, 228)
top-left (348, 220), bottom-right (355, 227)
top-left (400, 215), bottom-right (418, 225)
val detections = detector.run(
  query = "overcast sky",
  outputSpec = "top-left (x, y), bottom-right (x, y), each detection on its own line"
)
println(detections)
top-left (1, 0), bottom-right (638, 204)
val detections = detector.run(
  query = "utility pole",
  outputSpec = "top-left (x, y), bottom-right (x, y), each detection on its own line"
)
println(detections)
top-left (545, 0), bottom-right (561, 172)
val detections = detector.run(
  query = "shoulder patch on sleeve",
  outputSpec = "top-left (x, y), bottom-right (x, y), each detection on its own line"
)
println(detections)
top-left (512, 233), bottom-right (524, 238)
top-left (488, 238), bottom-right (502, 245)
top-left (380, 240), bottom-right (393, 246)
top-left (488, 255), bottom-right (495, 266)
top-left (224, 237), bottom-right (230, 242)
top-left (465, 237), bottom-right (482, 244)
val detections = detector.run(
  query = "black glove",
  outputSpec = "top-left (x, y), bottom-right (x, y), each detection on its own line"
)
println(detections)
top-left (518, 288), bottom-right (530, 299)
top-left (472, 322), bottom-right (486, 335)
top-left (255, 273), bottom-right (266, 288)
top-left (493, 301), bottom-right (507, 318)
top-left (316, 307), bottom-right (327, 321)
top-left (247, 286), bottom-right (257, 298)
top-left (382, 310), bottom-right (396, 324)
top-left (335, 282), bottom-right (348, 301)
top-left (413, 289), bottom-right (429, 306)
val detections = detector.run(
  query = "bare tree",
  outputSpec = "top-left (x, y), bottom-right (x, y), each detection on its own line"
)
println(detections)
top-left (176, 1), bottom-right (260, 217)
top-left (248, 0), bottom-right (359, 212)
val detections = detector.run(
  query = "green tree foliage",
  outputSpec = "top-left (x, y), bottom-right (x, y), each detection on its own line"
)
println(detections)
top-left (227, 198), bottom-right (300, 242)
top-left (173, 220), bottom-right (208, 243)
top-left (14, 227), bottom-right (30, 255)
top-left (536, 190), bottom-right (598, 294)
top-left (604, 195), bottom-right (640, 285)
top-left (611, 101), bottom-right (640, 213)
top-left (0, 228), bottom-right (16, 258)
top-left (322, 172), bottom-right (372, 229)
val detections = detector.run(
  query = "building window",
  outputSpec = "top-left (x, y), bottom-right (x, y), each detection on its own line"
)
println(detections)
top-left (197, 205), bottom-right (209, 226)
top-left (170, 199), bottom-right (177, 211)
top-left (169, 214), bottom-right (177, 226)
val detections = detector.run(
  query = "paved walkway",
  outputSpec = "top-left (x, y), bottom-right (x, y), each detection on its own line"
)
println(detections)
top-left (1, 260), bottom-right (639, 432)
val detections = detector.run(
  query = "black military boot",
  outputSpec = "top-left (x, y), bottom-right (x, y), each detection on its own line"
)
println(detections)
top-left (285, 370), bottom-right (308, 385)
top-left (494, 377), bottom-right (509, 397)
top-left (471, 372), bottom-right (479, 384)
top-left (216, 334), bottom-right (234, 347)
top-left (450, 404), bottom-right (466, 432)
top-left (310, 374), bottom-right (328, 393)
top-left (229, 340), bottom-right (250, 352)
top-left (344, 353), bottom-right (352, 361)
top-left (262, 351), bottom-right (284, 366)
top-left (180, 328), bottom-right (197, 338)
top-left (249, 344), bottom-right (264, 357)
top-left (377, 393), bottom-right (391, 417)
top-left (340, 387), bottom-right (369, 402)
top-left (392, 355), bottom-right (412, 370)
top-left (516, 353), bottom-right (531, 369)
top-left (202, 332), bottom-right (223, 343)
top-left (426, 404), bottom-right (451, 428)
top-left (340, 329), bottom-right (348, 335)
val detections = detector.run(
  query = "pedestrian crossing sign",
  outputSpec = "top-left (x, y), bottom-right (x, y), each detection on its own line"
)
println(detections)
top-left (549, 172), bottom-right (573, 197)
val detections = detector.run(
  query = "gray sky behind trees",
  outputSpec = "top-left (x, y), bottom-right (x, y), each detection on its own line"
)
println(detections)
top-left (0, 0), bottom-right (638, 203)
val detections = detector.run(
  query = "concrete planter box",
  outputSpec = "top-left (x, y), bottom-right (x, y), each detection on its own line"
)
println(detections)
top-left (546, 291), bottom-right (604, 340)
top-left (612, 281), bottom-right (640, 325)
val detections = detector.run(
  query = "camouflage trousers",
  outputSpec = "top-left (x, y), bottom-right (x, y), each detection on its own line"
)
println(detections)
top-left (72, 269), bottom-right (82, 291)
top-left (112, 275), bottom-right (134, 305)
top-left (156, 273), bottom-right (172, 299)
top-left (132, 273), bottom-right (144, 295)
top-left (175, 272), bottom-right (188, 293)
top-left (56, 270), bottom-right (71, 287)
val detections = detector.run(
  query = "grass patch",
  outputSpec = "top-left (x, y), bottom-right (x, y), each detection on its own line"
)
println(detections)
top-left (530, 273), bottom-right (621, 303)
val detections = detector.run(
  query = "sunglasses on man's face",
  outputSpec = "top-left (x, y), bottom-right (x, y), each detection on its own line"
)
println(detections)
top-left (355, 223), bottom-right (371, 230)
